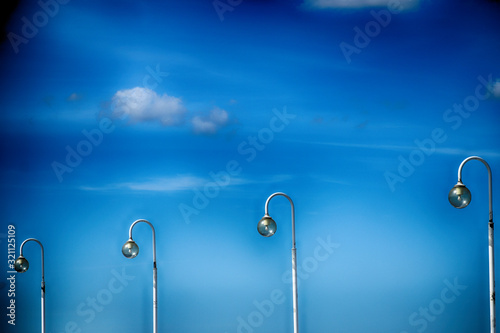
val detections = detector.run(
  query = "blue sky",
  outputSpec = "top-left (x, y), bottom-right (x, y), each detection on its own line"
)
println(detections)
top-left (1, 0), bottom-right (500, 332)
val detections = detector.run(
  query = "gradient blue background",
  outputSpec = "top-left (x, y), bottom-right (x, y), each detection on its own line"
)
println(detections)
top-left (1, 0), bottom-right (500, 332)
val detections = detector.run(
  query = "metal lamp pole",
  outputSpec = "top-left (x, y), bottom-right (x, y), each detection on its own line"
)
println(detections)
top-left (15, 238), bottom-right (45, 333)
top-left (122, 219), bottom-right (157, 333)
top-left (448, 156), bottom-right (495, 332)
top-left (257, 192), bottom-right (298, 333)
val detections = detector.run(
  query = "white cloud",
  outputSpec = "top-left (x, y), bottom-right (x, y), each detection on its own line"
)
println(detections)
top-left (79, 174), bottom-right (293, 193)
top-left (301, 0), bottom-right (419, 10)
top-left (111, 87), bottom-right (186, 125)
top-left (123, 176), bottom-right (205, 192)
top-left (493, 81), bottom-right (500, 98)
top-left (290, 139), bottom-right (500, 158)
top-left (67, 92), bottom-right (82, 101)
top-left (80, 175), bottom-right (206, 192)
top-left (191, 107), bottom-right (229, 134)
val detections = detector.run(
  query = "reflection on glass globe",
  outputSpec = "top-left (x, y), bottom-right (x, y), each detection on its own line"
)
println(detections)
top-left (14, 256), bottom-right (29, 273)
top-left (122, 240), bottom-right (139, 258)
top-left (449, 184), bottom-right (471, 209)
top-left (257, 216), bottom-right (277, 237)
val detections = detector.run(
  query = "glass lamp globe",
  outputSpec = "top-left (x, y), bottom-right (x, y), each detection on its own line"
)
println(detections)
top-left (449, 183), bottom-right (471, 209)
top-left (257, 216), bottom-right (277, 237)
top-left (14, 256), bottom-right (29, 273)
top-left (122, 239), bottom-right (139, 259)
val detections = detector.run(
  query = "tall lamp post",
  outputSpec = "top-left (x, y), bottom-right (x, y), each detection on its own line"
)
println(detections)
top-left (14, 238), bottom-right (45, 333)
top-left (448, 156), bottom-right (495, 332)
top-left (122, 219), bottom-right (157, 333)
top-left (257, 192), bottom-right (299, 333)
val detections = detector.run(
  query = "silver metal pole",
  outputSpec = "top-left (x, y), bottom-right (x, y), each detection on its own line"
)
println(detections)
top-left (265, 192), bottom-right (298, 333)
top-left (19, 238), bottom-right (45, 333)
top-left (458, 156), bottom-right (495, 333)
top-left (490, 219), bottom-right (496, 333)
top-left (129, 219), bottom-right (157, 333)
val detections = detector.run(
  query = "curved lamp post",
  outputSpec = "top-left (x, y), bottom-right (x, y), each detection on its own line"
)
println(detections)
top-left (122, 219), bottom-right (157, 333)
top-left (448, 156), bottom-right (495, 332)
top-left (257, 192), bottom-right (298, 333)
top-left (14, 238), bottom-right (45, 333)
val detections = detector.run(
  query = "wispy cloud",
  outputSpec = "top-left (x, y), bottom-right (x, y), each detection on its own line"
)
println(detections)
top-left (308, 174), bottom-right (352, 186)
top-left (301, 0), bottom-right (419, 10)
top-left (67, 92), bottom-right (83, 101)
top-left (80, 175), bottom-right (205, 192)
top-left (290, 139), bottom-right (500, 158)
top-left (80, 174), bottom-right (294, 193)
top-left (493, 80), bottom-right (500, 98)
top-left (430, 148), bottom-right (500, 159)
top-left (111, 87), bottom-right (186, 126)
top-left (295, 140), bottom-right (417, 151)
top-left (123, 176), bottom-right (206, 192)
top-left (191, 107), bottom-right (229, 135)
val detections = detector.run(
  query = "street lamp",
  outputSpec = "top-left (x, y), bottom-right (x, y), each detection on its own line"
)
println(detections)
top-left (14, 238), bottom-right (45, 333)
top-left (257, 192), bottom-right (299, 333)
top-left (448, 156), bottom-right (495, 333)
top-left (122, 219), bottom-right (157, 333)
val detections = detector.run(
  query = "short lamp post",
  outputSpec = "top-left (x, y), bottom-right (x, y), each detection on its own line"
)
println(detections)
top-left (14, 238), bottom-right (45, 333)
top-left (257, 192), bottom-right (299, 333)
top-left (122, 219), bottom-right (157, 333)
top-left (448, 156), bottom-right (495, 333)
